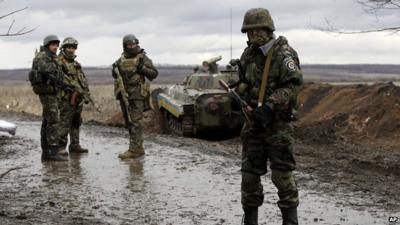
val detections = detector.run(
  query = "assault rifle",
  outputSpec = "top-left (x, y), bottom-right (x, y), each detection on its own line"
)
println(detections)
top-left (218, 79), bottom-right (253, 125)
top-left (112, 65), bottom-right (133, 129)
top-left (68, 82), bottom-right (101, 113)
top-left (48, 71), bottom-right (101, 113)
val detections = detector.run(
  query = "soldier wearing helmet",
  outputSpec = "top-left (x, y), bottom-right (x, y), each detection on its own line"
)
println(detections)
top-left (57, 37), bottom-right (91, 155)
top-left (29, 35), bottom-right (68, 161)
top-left (112, 34), bottom-right (158, 159)
top-left (236, 8), bottom-right (303, 225)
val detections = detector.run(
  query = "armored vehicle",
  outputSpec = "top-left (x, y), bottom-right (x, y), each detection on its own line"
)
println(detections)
top-left (155, 56), bottom-right (243, 137)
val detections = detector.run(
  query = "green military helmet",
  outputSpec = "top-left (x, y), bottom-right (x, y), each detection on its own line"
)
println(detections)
top-left (61, 37), bottom-right (79, 49)
top-left (43, 34), bottom-right (60, 46)
top-left (241, 8), bottom-right (275, 33)
top-left (122, 34), bottom-right (139, 46)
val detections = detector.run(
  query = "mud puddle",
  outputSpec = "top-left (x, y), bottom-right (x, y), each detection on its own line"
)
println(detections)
top-left (0, 120), bottom-right (398, 225)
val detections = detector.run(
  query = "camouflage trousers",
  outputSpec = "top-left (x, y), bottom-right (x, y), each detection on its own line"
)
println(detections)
top-left (240, 122), bottom-right (299, 209)
top-left (121, 99), bottom-right (144, 150)
top-left (58, 97), bottom-right (83, 148)
top-left (39, 94), bottom-right (61, 150)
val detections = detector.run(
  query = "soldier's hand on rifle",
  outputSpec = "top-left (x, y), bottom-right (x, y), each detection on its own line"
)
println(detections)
top-left (137, 57), bottom-right (145, 72)
top-left (74, 61), bottom-right (82, 69)
top-left (111, 63), bottom-right (118, 79)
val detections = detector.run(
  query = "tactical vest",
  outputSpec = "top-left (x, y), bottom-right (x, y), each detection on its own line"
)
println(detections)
top-left (118, 54), bottom-right (144, 86)
top-left (116, 53), bottom-right (149, 100)
top-left (60, 56), bottom-right (88, 90)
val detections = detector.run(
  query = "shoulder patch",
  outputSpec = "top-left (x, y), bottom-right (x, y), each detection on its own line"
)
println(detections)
top-left (283, 57), bottom-right (297, 72)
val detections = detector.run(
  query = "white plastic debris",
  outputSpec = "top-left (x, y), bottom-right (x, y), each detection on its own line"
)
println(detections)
top-left (0, 120), bottom-right (17, 136)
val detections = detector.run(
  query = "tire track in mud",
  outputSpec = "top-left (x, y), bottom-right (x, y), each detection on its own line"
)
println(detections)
top-left (0, 120), bottom-right (397, 225)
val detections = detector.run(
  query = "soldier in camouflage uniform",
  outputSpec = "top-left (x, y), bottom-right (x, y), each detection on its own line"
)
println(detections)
top-left (58, 37), bottom-right (90, 155)
top-left (237, 8), bottom-right (303, 225)
top-left (112, 34), bottom-right (158, 159)
top-left (29, 35), bottom-right (68, 161)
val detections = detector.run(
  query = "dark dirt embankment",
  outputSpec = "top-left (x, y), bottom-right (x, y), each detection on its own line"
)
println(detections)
top-left (295, 82), bottom-right (400, 210)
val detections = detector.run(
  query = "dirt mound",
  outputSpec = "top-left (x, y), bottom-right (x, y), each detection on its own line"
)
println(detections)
top-left (297, 82), bottom-right (400, 143)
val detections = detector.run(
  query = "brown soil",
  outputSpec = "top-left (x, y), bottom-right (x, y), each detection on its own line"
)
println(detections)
top-left (298, 82), bottom-right (400, 142)
top-left (295, 82), bottom-right (400, 210)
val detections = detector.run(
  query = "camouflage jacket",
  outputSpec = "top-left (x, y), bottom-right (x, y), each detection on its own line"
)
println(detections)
top-left (31, 46), bottom-right (64, 94)
top-left (238, 36), bottom-right (303, 122)
top-left (59, 53), bottom-right (90, 93)
top-left (112, 49), bottom-right (158, 100)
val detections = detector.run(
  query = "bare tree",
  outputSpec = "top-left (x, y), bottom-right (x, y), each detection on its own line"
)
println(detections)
top-left (358, 0), bottom-right (400, 12)
top-left (317, 0), bottom-right (400, 34)
top-left (0, 1), bottom-right (36, 37)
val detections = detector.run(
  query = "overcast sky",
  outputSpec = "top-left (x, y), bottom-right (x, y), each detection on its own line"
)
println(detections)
top-left (0, 0), bottom-right (399, 69)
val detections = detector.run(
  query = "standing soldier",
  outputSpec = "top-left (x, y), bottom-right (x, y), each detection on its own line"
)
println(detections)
top-left (112, 34), bottom-right (158, 159)
top-left (29, 35), bottom-right (67, 161)
top-left (236, 8), bottom-right (303, 225)
top-left (58, 37), bottom-right (90, 155)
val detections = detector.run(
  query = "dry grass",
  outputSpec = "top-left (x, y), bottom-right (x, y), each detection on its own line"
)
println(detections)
top-left (0, 84), bottom-right (41, 115)
top-left (0, 84), bottom-right (172, 125)
top-left (0, 84), bottom-right (120, 123)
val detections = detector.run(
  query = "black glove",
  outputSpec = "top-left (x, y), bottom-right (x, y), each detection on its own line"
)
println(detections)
top-left (251, 104), bottom-right (273, 129)
top-left (111, 63), bottom-right (118, 78)
top-left (74, 61), bottom-right (82, 69)
top-left (231, 99), bottom-right (241, 111)
top-left (137, 57), bottom-right (145, 72)
top-left (229, 59), bottom-right (240, 66)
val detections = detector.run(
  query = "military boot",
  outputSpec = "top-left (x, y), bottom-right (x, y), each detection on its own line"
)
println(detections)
top-left (131, 146), bottom-right (145, 157)
top-left (58, 147), bottom-right (69, 156)
top-left (281, 207), bottom-right (298, 225)
top-left (48, 147), bottom-right (68, 161)
top-left (118, 147), bottom-right (145, 159)
top-left (69, 144), bottom-right (89, 153)
top-left (242, 207), bottom-right (258, 225)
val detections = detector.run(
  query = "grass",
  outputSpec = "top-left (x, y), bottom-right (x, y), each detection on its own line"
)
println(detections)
top-left (0, 84), bottom-right (120, 123)
top-left (0, 83), bottom-right (173, 124)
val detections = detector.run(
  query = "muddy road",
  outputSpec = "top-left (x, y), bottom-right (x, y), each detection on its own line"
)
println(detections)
top-left (0, 118), bottom-right (398, 225)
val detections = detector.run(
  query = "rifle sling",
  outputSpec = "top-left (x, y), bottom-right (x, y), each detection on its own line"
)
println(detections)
top-left (257, 49), bottom-right (274, 107)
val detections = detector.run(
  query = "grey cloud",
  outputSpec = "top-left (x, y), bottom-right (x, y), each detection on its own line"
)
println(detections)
top-left (1, 0), bottom-right (399, 42)
top-left (0, 0), bottom-right (399, 68)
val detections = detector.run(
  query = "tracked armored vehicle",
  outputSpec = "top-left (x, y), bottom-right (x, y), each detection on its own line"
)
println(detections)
top-left (155, 57), bottom-right (243, 137)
